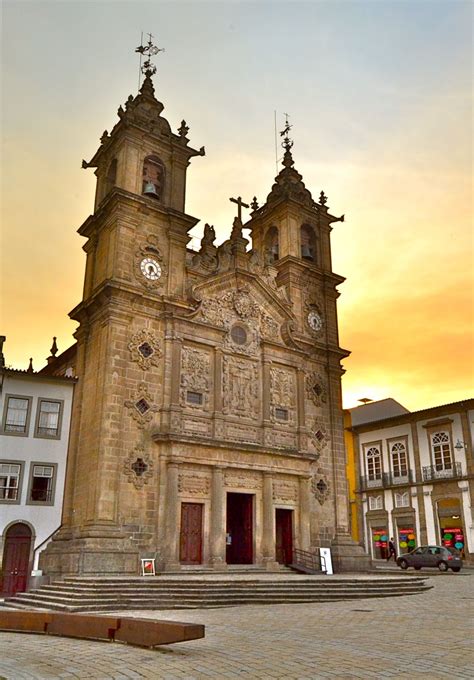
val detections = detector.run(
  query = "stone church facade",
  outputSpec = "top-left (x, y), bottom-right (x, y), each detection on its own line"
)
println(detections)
top-left (41, 73), bottom-right (368, 576)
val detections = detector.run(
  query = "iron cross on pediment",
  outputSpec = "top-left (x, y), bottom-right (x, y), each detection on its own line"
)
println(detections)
top-left (229, 196), bottom-right (249, 221)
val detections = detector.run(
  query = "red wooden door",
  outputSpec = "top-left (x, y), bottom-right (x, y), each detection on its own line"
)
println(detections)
top-left (226, 493), bottom-right (253, 564)
top-left (2, 523), bottom-right (32, 596)
top-left (275, 509), bottom-right (293, 565)
top-left (180, 503), bottom-right (203, 564)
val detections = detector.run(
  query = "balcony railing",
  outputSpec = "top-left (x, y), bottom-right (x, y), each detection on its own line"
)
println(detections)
top-left (360, 470), bottom-right (415, 491)
top-left (422, 462), bottom-right (462, 482)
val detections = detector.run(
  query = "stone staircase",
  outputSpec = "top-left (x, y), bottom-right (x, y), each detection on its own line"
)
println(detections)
top-left (4, 572), bottom-right (431, 612)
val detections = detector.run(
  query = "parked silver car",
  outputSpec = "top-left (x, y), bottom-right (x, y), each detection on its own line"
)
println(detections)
top-left (397, 545), bottom-right (462, 572)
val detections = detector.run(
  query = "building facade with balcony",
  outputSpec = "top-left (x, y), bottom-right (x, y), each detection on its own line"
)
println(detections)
top-left (347, 398), bottom-right (474, 563)
top-left (0, 338), bottom-right (76, 596)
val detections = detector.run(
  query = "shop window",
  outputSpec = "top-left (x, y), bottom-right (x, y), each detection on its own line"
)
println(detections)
top-left (391, 441), bottom-right (408, 478)
top-left (441, 526), bottom-right (465, 555)
top-left (371, 528), bottom-right (388, 559)
top-left (398, 528), bottom-right (416, 553)
top-left (35, 399), bottom-right (62, 438)
top-left (264, 226), bottom-right (279, 263)
top-left (27, 464), bottom-right (56, 504)
top-left (394, 491), bottom-right (410, 508)
top-left (2, 395), bottom-right (32, 435)
top-left (366, 446), bottom-right (382, 480)
top-left (0, 462), bottom-right (22, 502)
top-left (369, 495), bottom-right (383, 510)
top-left (431, 432), bottom-right (452, 471)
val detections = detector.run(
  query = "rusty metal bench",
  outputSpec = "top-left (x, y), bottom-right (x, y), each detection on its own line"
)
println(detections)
top-left (0, 610), bottom-right (204, 648)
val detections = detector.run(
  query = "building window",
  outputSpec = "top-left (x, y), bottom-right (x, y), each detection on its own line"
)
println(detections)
top-left (395, 492), bottom-right (410, 508)
top-left (3, 396), bottom-right (31, 434)
top-left (230, 325), bottom-right (247, 346)
top-left (369, 495), bottom-right (383, 510)
top-left (391, 442), bottom-right (408, 478)
top-left (0, 463), bottom-right (22, 502)
top-left (186, 391), bottom-right (203, 406)
top-left (27, 464), bottom-right (56, 504)
top-left (431, 432), bottom-right (452, 471)
top-left (275, 407), bottom-right (289, 421)
top-left (35, 399), bottom-right (62, 438)
top-left (366, 446), bottom-right (382, 480)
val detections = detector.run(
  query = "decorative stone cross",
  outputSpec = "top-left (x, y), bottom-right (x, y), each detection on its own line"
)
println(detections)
top-left (229, 196), bottom-right (249, 221)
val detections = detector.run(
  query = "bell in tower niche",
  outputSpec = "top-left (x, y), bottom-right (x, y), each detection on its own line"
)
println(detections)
top-left (142, 154), bottom-right (165, 200)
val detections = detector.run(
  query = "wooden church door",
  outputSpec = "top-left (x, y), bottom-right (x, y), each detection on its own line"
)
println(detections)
top-left (179, 503), bottom-right (203, 564)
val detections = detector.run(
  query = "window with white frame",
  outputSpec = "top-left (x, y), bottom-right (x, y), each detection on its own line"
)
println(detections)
top-left (395, 491), bottom-right (410, 508)
top-left (369, 495), bottom-right (383, 510)
top-left (28, 464), bottom-right (55, 503)
top-left (391, 441), bottom-right (408, 478)
top-left (36, 400), bottom-right (62, 438)
top-left (3, 396), bottom-right (30, 433)
top-left (431, 432), bottom-right (452, 471)
top-left (0, 463), bottom-right (22, 501)
top-left (366, 446), bottom-right (382, 480)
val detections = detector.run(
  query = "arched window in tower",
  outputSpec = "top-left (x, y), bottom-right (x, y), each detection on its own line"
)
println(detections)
top-left (142, 155), bottom-right (165, 200)
top-left (300, 224), bottom-right (319, 264)
top-left (264, 226), bottom-right (279, 263)
top-left (105, 159), bottom-right (117, 195)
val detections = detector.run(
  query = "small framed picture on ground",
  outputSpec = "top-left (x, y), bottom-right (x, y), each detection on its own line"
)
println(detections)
top-left (140, 558), bottom-right (156, 576)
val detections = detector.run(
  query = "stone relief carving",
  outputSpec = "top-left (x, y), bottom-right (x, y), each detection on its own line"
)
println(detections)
top-left (128, 328), bottom-right (162, 370)
top-left (309, 418), bottom-right (331, 453)
top-left (273, 479), bottom-right (299, 503)
top-left (222, 356), bottom-right (259, 419)
top-left (305, 370), bottom-right (328, 407)
top-left (197, 286), bottom-right (282, 346)
top-left (224, 470), bottom-right (262, 489)
top-left (178, 473), bottom-right (211, 496)
top-left (124, 382), bottom-right (159, 428)
top-left (180, 347), bottom-right (211, 409)
top-left (311, 467), bottom-right (331, 505)
top-left (264, 429), bottom-right (297, 449)
top-left (123, 445), bottom-right (154, 489)
top-left (270, 367), bottom-right (296, 424)
top-left (226, 423), bottom-right (260, 444)
top-left (191, 224), bottom-right (218, 273)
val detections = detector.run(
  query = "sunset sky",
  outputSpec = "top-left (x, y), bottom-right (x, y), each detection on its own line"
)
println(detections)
top-left (1, 0), bottom-right (472, 411)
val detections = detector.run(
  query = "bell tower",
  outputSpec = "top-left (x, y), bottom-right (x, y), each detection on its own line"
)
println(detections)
top-left (40, 43), bottom-right (205, 577)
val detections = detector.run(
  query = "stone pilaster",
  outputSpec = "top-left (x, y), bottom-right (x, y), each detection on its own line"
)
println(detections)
top-left (299, 475), bottom-right (311, 551)
top-left (163, 461), bottom-right (180, 570)
top-left (261, 473), bottom-right (278, 569)
top-left (209, 466), bottom-right (227, 568)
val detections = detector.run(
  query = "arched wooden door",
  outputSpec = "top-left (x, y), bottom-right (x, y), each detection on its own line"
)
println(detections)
top-left (2, 523), bottom-right (32, 596)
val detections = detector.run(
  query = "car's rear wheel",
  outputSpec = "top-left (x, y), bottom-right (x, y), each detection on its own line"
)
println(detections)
top-left (399, 559), bottom-right (408, 570)
top-left (438, 561), bottom-right (448, 572)
top-left (452, 567), bottom-right (461, 573)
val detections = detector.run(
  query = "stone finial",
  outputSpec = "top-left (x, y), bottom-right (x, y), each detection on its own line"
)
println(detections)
top-left (231, 216), bottom-right (243, 241)
top-left (139, 72), bottom-right (156, 98)
top-left (319, 191), bottom-right (328, 206)
top-left (50, 337), bottom-right (58, 357)
top-left (27, 358), bottom-right (34, 373)
top-left (201, 224), bottom-right (216, 248)
top-left (250, 196), bottom-right (259, 211)
top-left (178, 120), bottom-right (189, 138)
top-left (100, 130), bottom-right (109, 144)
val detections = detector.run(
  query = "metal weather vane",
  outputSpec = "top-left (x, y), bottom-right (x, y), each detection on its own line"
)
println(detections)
top-left (135, 32), bottom-right (165, 86)
top-left (280, 113), bottom-right (293, 152)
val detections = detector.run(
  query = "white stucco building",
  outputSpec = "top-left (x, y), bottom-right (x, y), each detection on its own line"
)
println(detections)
top-left (348, 398), bottom-right (474, 563)
top-left (0, 338), bottom-right (76, 595)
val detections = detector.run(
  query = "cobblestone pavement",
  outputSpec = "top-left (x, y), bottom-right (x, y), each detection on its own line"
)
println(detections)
top-left (1, 574), bottom-right (473, 679)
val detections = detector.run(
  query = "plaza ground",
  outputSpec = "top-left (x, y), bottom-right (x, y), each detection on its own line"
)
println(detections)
top-left (1, 573), bottom-right (473, 679)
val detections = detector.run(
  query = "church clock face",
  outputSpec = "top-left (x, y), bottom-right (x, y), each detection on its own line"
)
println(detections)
top-left (140, 257), bottom-right (162, 281)
top-left (307, 310), bottom-right (323, 332)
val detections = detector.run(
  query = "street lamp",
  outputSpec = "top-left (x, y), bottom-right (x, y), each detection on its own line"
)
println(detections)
top-left (454, 439), bottom-right (467, 451)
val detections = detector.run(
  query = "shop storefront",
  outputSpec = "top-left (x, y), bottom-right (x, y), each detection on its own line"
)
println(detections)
top-left (397, 527), bottom-right (416, 554)
top-left (437, 498), bottom-right (465, 558)
top-left (371, 527), bottom-right (389, 560)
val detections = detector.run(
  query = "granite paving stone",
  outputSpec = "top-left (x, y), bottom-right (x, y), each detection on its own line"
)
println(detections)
top-left (0, 575), bottom-right (473, 679)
